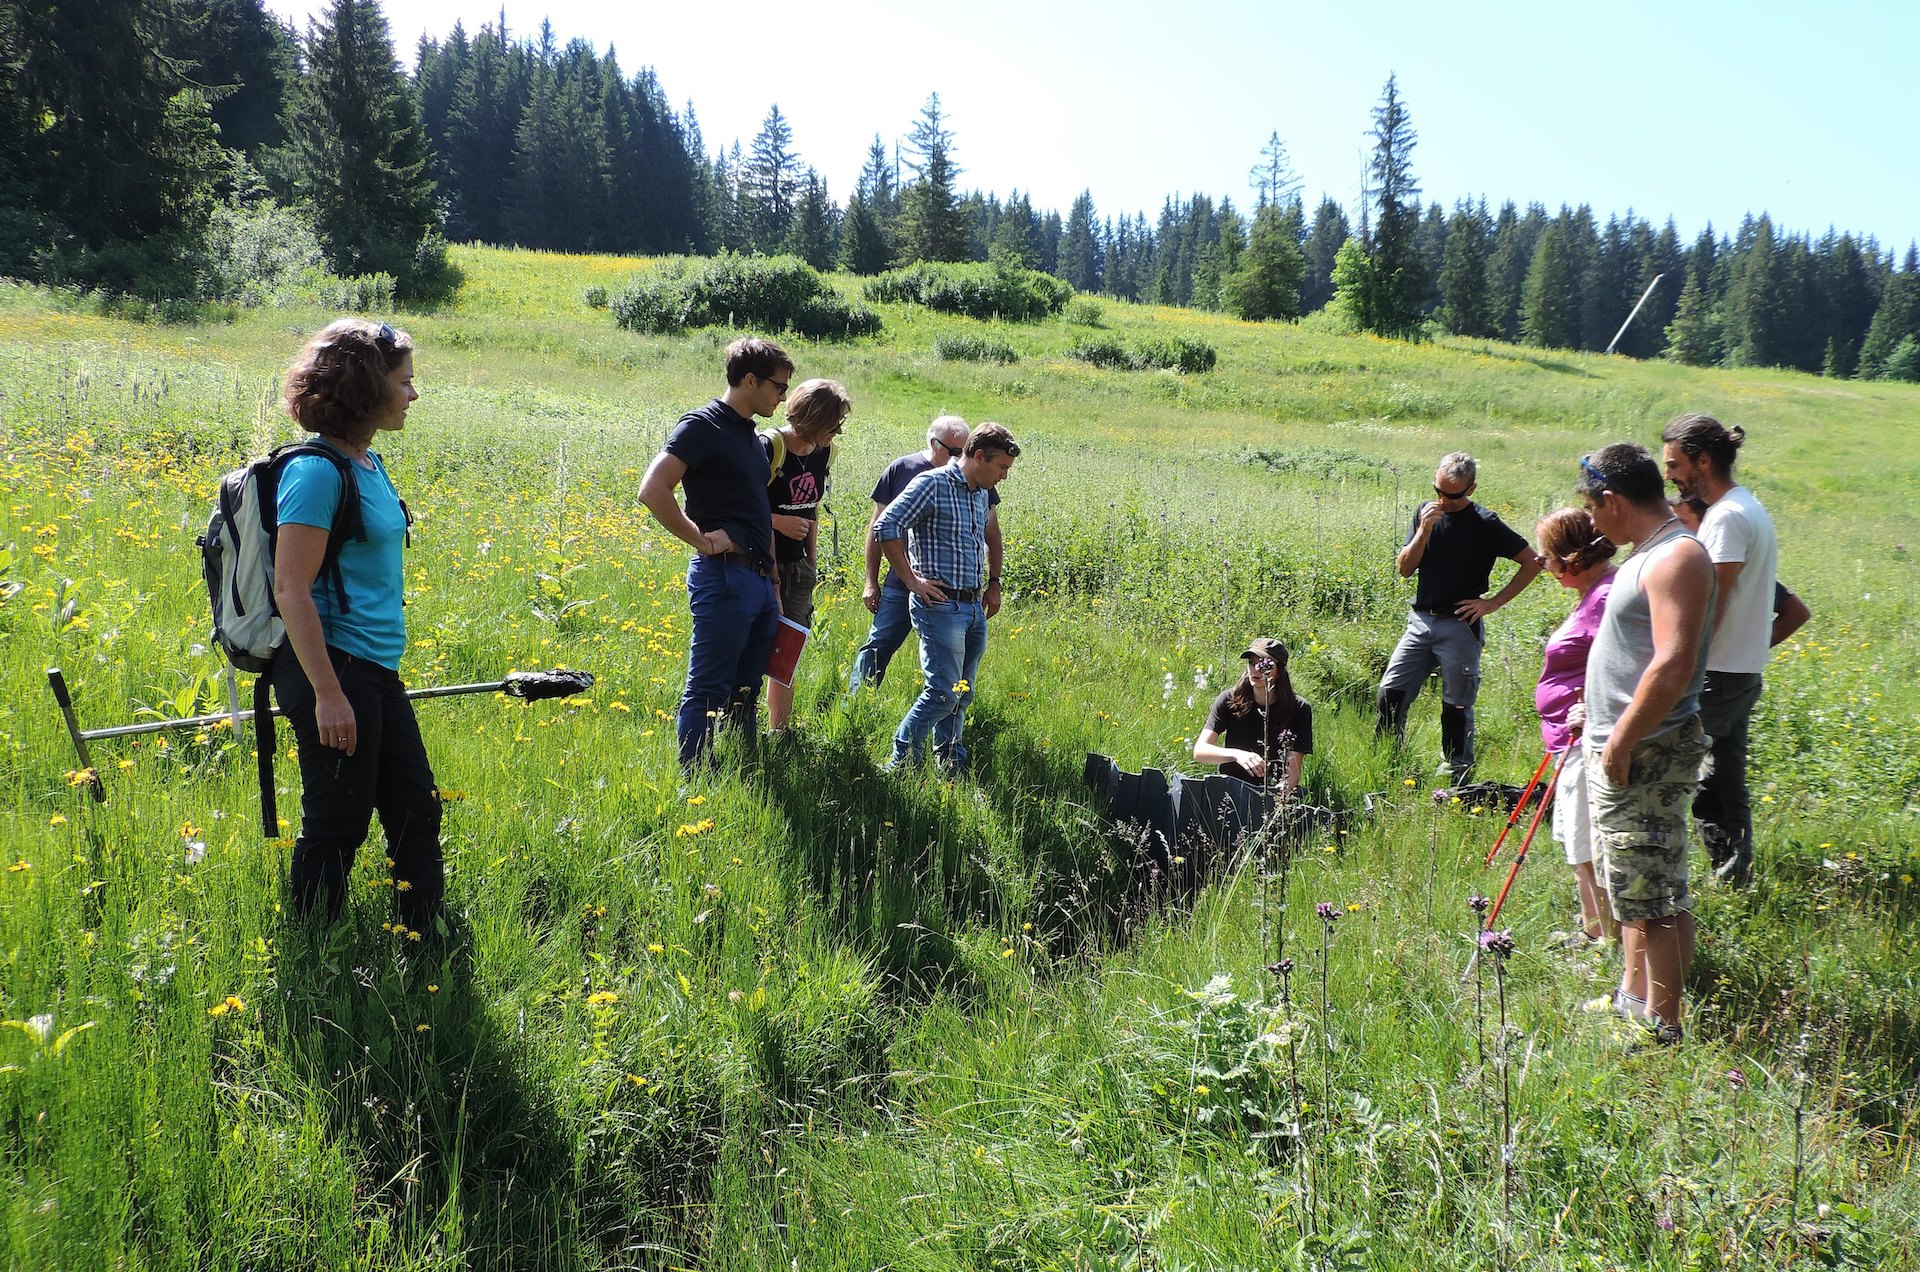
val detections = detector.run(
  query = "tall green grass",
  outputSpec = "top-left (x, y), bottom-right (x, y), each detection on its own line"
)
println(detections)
top-left (1, 246), bottom-right (1917, 1268)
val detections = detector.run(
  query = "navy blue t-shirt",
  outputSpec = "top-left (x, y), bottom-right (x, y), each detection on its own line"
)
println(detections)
top-left (663, 399), bottom-right (774, 566)
top-left (1405, 502), bottom-right (1529, 612)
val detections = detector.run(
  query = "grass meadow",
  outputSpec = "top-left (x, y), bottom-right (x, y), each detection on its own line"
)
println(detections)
top-left (2, 245), bottom-right (1918, 1270)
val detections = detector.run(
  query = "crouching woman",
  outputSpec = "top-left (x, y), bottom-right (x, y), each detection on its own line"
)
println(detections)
top-left (1192, 638), bottom-right (1313, 798)
top-left (271, 318), bottom-right (442, 931)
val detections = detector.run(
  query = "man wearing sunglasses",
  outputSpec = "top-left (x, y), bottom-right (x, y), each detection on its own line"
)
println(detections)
top-left (639, 336), bottom-right (795, 768)
top-left (849, 415), bottom-right (1002, 690)
top-left (1376, 451), bottom-right (1543, 783)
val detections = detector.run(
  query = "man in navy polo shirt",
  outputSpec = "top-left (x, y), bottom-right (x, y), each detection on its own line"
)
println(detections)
top-left (639, 337), bottom-right (794, 768)
top-left (1376, 451), bottom-right (1543, 783)
top-left (849, 415), bottom-right (1003, 690)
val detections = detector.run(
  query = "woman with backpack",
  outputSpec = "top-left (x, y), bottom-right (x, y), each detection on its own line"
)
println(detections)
top-left (763, 378), bottom-right (852, 733)
top-left (271, 318), bottom-right (442, 933)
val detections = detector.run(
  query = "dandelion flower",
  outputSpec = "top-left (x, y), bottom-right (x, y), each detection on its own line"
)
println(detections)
top-left (6, 861), bottom-right (29, 873)
top-left (647, 943), bottom-right (664, 954)
top-left (586, 990), bottom-right (618, 1005)
top-left (48, 815), bottom-right (66, 827)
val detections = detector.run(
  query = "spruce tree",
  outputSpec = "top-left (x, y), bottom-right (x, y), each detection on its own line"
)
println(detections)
top-left (1361, 75), bottom-right (1427, 337)
top-left (838, 193), bottom-right (890, 274)
top-left (1857, 246), bottom-right (1920, 378)
top-left (896, 93), bottom-right (966, 262)
top-left (788, 169), bottom-right (833, 269)
top-left (1521, 225), bottom-right (1575, 348)
top-left (1664, 268), bottom-right (1721, 366)
top-left (1059, 191), bottom-right (1100, 292)
top-left (1248, 131), bottom-right (1302, 209)
top-left (173, 0), bottom-right (296, 157)
top-left (1223, 198), bottom-right (1304, 321)
top-left (1729, 214), bottom-right (1780, 367)
top-left (1437, 203), bottom-right (1491, 337)
top-left (1300, 196), bottom-right (1349, 314)
top-left (273, 0), bottom-right (441, 293)
top-left (745, 103), bottom-right (798, 252)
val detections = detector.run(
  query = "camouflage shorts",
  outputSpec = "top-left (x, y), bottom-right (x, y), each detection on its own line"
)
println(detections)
top-left (1587, 718), bottom-right (1707, 923)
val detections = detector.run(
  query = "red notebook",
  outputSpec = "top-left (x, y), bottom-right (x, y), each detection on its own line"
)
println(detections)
top-left (765, 616), bottom-right (810, 687)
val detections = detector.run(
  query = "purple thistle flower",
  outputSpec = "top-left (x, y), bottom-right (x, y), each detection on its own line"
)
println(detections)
top-left (1315, 901), bottom-right (1339, 923)
top-left (1478, 928), bottom-right (1515, 956)
top-left (1468, 894), bottom-right (1491, 916)
top-left (1264, 957), bottom-right (1295, 978)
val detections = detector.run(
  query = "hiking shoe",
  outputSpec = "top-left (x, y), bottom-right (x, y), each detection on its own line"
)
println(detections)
top-left (1633, 1021), bottom-right (1685, 1049)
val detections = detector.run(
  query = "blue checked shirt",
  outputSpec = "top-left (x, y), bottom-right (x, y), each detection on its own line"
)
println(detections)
top-left (872, 462), bottom-right (991, 591)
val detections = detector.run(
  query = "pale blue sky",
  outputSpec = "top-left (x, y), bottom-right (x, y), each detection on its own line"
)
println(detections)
top-left (267, 0), bottom-right (1919, 250)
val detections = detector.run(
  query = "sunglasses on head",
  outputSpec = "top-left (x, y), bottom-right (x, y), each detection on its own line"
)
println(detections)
top-left (1579, 454), bottom-right (1610, 493)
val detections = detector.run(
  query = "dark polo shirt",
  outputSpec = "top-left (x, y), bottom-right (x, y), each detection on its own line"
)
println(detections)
top-left (663, 399), bottom-right (774, 567)
top-left (1406, 502), bottom-right (1529, 613)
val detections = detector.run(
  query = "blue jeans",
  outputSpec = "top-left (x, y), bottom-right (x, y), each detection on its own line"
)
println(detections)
top-left (849, 575), bottom-right (913, 689)
top-left (891, 596), bottom-right (987, 768)
top-left (677, 554), bottom-right (779, 768)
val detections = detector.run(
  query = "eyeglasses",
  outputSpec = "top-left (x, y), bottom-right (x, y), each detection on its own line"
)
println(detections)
top-left (762, 376), bottom-right (790, 395)
top-left (1579, 454), bottom-right (1610, 493)
top-left (1433, 483), bottom-right (1472, 499)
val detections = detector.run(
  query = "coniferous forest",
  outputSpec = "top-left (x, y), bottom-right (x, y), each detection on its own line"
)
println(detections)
top-left (4, 0), bottom-right (1918, 378)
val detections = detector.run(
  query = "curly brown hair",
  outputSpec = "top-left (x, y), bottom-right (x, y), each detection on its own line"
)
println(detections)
top-left (283, 319), bottom-right (414, 439)
top-left (1534, 506), bottom-right (1616, 574)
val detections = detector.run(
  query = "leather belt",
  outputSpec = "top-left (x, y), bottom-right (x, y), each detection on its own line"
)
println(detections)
top-left (716, 549), bottom-right (775, 579)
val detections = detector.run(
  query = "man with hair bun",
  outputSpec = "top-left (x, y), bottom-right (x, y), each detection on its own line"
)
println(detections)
top-left (1376, 451), bottom-right (1543, 783)
top-left (1661, 413), bottom-right (1777, 887)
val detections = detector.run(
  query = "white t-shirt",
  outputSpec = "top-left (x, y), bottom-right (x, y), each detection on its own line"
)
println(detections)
top-left (1699, 485), bottom-right (1778, 674)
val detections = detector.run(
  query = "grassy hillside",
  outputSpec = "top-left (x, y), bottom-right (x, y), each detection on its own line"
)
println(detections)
top-left (1, 246), bottom-right (1917, 1270)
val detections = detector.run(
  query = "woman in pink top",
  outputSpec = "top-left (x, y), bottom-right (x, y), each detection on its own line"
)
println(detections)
top-left (1534, 508), bottom-right (1619, 943)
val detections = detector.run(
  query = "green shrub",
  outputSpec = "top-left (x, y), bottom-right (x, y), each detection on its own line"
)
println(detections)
top-left (611, 253), bottom-right (879, 340)
top-left (863, 260), bottom-right (1073, 322)
top-left (1066, 335), bottom-right (1217, 373)
top-left (581, 284), bottom-right (609, 309)
top-left (933, 334), bottom-right (1019, 364)
top-left (1064, 297), bottom-right (1104, 326)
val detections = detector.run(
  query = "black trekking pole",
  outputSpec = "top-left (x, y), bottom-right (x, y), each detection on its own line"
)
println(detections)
top-left (47, 667), bottom-right (595, 801)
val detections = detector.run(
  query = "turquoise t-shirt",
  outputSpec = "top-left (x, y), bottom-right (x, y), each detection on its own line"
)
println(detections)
top-left (276, 443), bottom-right (409, 670)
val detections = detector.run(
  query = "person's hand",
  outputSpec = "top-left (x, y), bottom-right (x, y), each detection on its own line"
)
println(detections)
top-left (1600, 735), bottom-right (1630, 786)
top-left (909, 574), bottom-right (948, 603)
top-left (1454, 596), bottom-right (1497, 622)
top-left (701, 528), bottom-right (734, 556)
top-left (315, 690), bottom-right (357, 756)
top-left (984, 579), bottom-right (1002, 618)
top-left (862, 582), bottom-right (881, 614)
top-left (1238, 750), bottom-right (1268, 779)
top-left (1566, 702), bottom-right (1587, 738)
top-left (1418, 500), bottom-right (1444, 532)
top-left (771, 513), bottom-right (810, 541)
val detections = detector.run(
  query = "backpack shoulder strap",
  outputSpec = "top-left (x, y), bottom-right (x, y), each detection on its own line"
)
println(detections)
top-left (760, 427), bottom-right (786, 484)
top-left (269, 440), bottom-right (363, 613)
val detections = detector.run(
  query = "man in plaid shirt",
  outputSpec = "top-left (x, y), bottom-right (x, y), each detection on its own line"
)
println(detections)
top-left (872, 422), bottom-right (1020, 772)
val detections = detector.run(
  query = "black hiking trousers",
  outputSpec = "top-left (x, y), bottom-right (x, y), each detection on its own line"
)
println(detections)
top-left (273, 647), bottom-right (443, 930)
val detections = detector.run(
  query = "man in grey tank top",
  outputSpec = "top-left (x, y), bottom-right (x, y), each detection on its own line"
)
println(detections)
top-left (1576, 444), bottom-right (1717, 1046)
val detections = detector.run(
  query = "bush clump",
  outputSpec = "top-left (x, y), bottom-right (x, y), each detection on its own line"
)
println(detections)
top-left (581, 284), bottom-right (609, 309)
top-left (1064, 297), bottom-right (1104, 326)
top-left (864, 260), bottom-right (1073, 322)
top-left (934, 334), bottom-right (1019, 365)
top-left (611, 254), bottom-right (880, 340)
top-left (1066, 335), bottom-right (1217, 374)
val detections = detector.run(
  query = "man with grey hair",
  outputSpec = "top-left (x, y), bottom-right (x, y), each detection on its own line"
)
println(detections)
top-left (1376, 451), bottom-right (1543, 783)
top-left (849, 415), bottom-right (1003, 689)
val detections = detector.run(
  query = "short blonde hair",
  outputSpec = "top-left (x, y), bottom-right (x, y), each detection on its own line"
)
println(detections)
top-left (784, 378), bottom-right (850, 444)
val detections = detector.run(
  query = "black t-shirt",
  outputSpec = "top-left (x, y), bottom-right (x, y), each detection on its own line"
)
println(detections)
top-left (1202, 689), bottom-right (1314, 784)
top-left (1405, 502), bottom-right (1529, 612)
top-left (662, 399), bottom-right (774, 566)
top-left (768, 440), bottom-right (832, 563)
